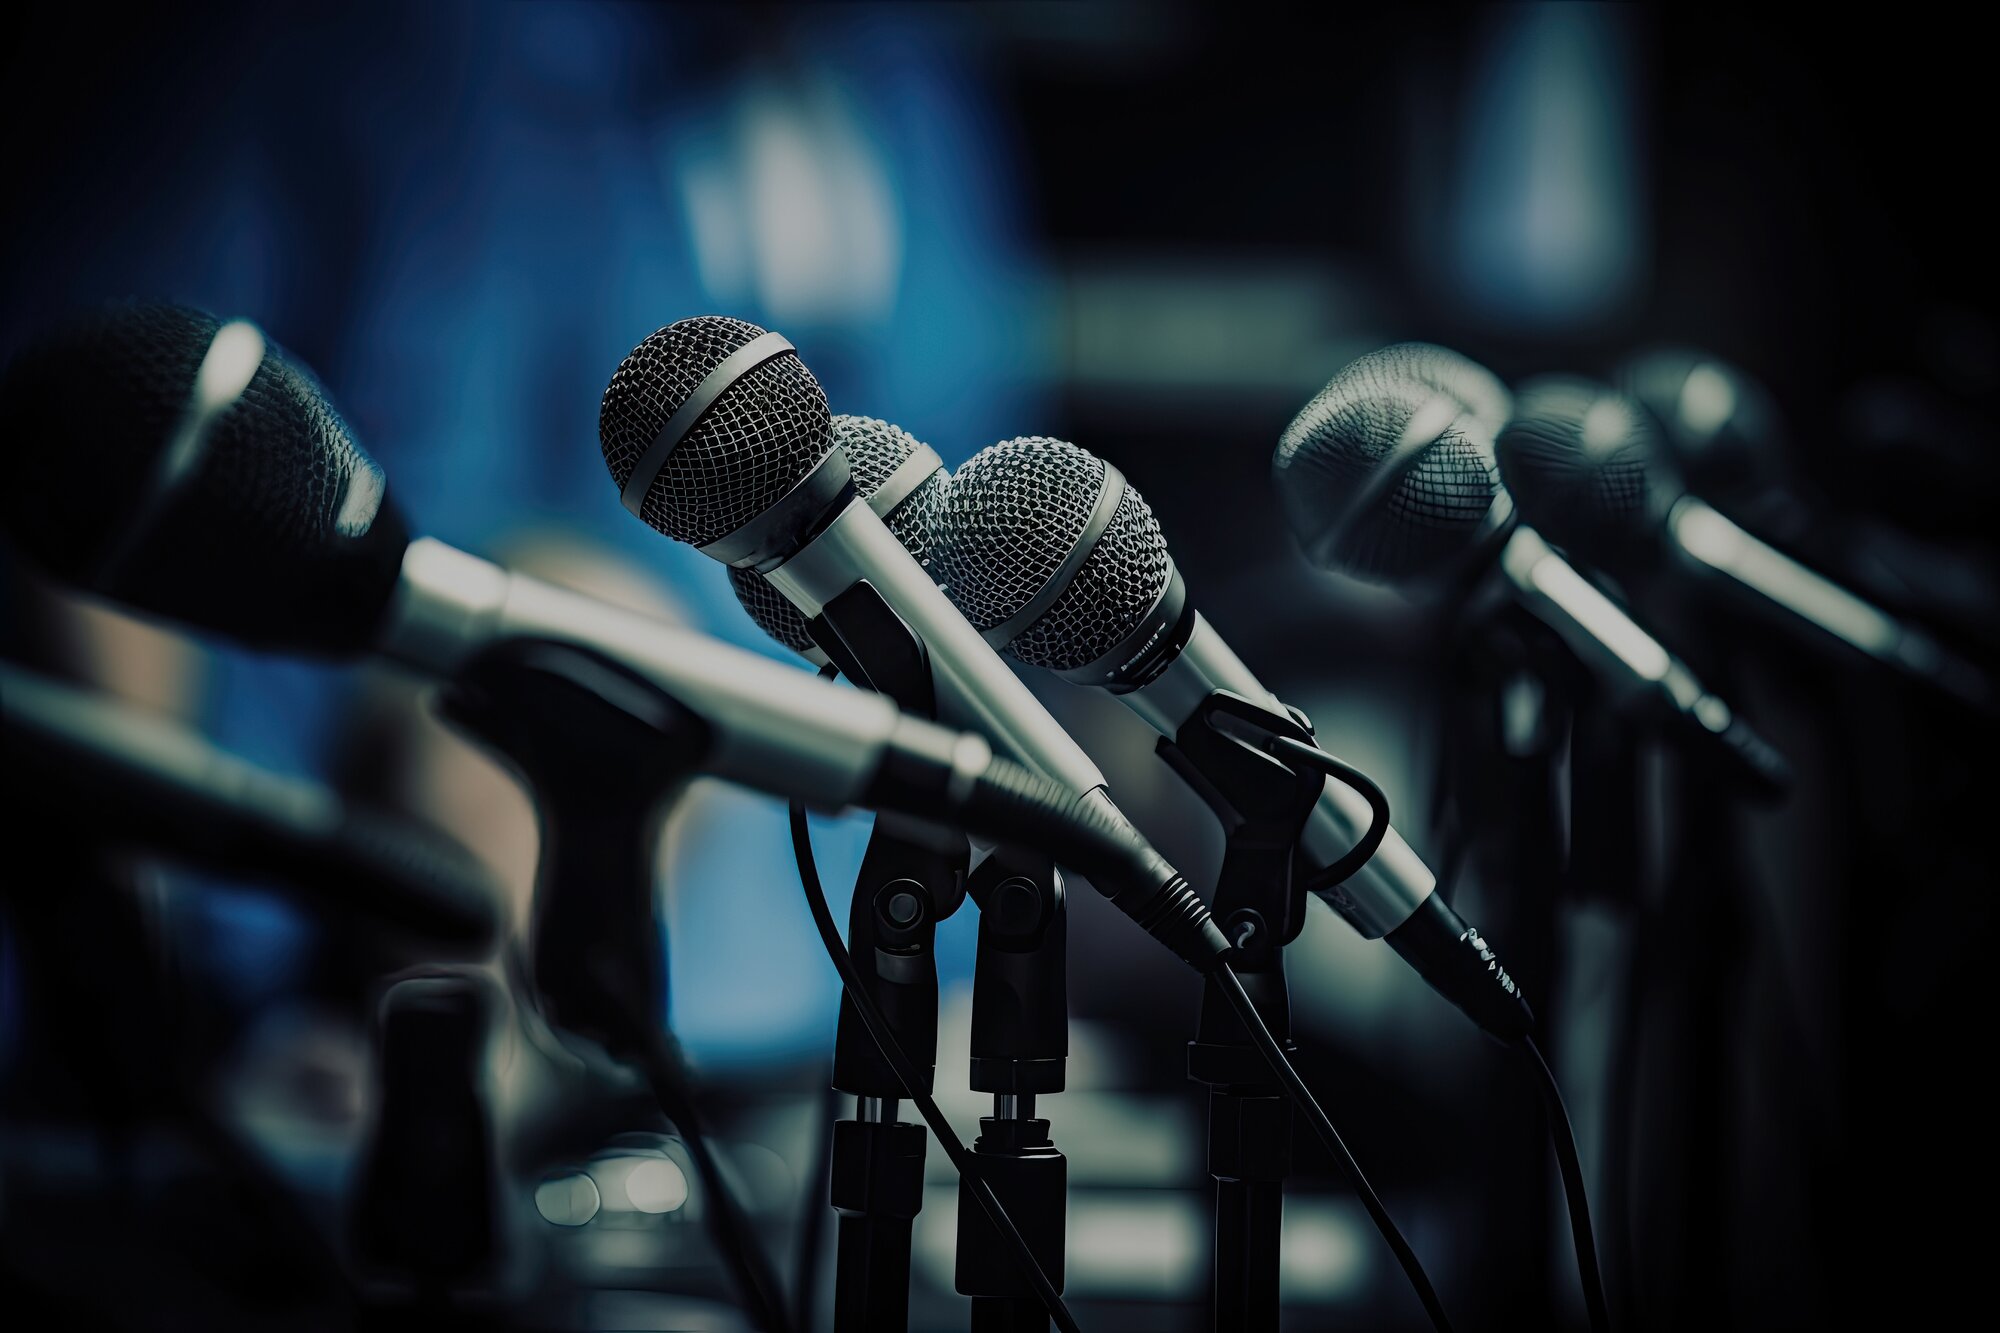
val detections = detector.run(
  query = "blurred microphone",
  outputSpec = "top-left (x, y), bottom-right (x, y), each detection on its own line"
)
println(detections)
top-left (1497, 375), bottom-right (1996, 715)
top-left (1618, 349), bottom-right (1798, 534)
top-left (725, 414), bottom-right (950, 667)
top-left (1274, 343), bottom-right (1792, 795)
top-left (931, 437), bottom-right (1533, 1040)
top-left (0, 305), bottom-right (1209, 945)
top-left (3, 660), bottom-right (498, 948)
top-left (598, 316), bottom-right (1226, 965)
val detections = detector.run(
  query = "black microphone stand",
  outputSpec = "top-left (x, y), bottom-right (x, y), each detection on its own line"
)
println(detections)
top-left (823, 812), bottom-right (964, 1333)
top-left (1432, 594), bottom-right (1571, 1322)
top-left (436, 637), bottom-right (793, 1333)
top-left (956, 841), bottom-right (1067, 1333)
top-left (1157, 691), bottom-right (1328, 1333)
top-left (806, 586), bottom-right (969, 1333)
top-left (807, 584), bottom-right (1070, 1333)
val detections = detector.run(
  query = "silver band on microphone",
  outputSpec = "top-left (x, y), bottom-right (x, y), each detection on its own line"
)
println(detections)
top-left (620, 331), bottom-right (797, 516)
top-left (868, 443), bottom-right (944, 520)
top-left (983, 462), bottom-right (1126, 650)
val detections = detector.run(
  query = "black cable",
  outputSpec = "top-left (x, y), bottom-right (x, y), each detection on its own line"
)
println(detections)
top-left (1520, 1036), bottom-right (1613, 1333)
top-left (1211, 963), bottom-right (1457, 1333)
top-left (1265, 735), bottom-right (1391, 890)
top-left (789, 801), bottom-right (1083, 1333)
top-left (636, 1028), bottom-right (797, 1333)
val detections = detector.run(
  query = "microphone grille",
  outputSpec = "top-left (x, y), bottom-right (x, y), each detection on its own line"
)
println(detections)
top-left (832, 414), bottom-right (949, 566)
top-left (1495, 377), bottom-right (1656, 563)
top-left (727, 563), bottom-right (817, 653)
top-left (1275, 345), bottom-right (1501, 583)
top-left (728, 415), bottom-right (951, 656)
top-left (935, 437), bottom-right (1172, 671)
top-left (598, 316), bottom-right (832, 548)
top-left (0, 303), bottom-right (408, 652)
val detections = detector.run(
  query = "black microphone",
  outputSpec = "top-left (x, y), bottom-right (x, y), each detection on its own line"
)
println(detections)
top-left (598, 316), bottom-right (1226, 966)
top-left (726, 414), bottom-right (950, 665)
top-left (1498, 374), bottom-right (1997, 716)
top-left (1275, 343), bottom-right (1793, 795)
top-left (0, 305), bottom-right (1211, 953)
top-left (931, 436), bottom-right (1533, 1039)
top-left (2, 661), bottom-right (499, 947)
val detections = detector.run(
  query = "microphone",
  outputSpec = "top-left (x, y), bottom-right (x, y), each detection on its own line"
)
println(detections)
top-left (1617, 349), bottom-right (1796, 530)
top-left (0, 305), bottom-right (1215, 959)
top-left (1276, 344), bottom-right (1793, 795)
top-left (3, 660), bottom-right (499, 948)
top-left (1497, 375), bottom-right (1997, 715)
top-left (930, 436), bottom-right (1533, 1040)
top-left (598, 317), bottom-right (1226, 964)
top-left (726, 414), bottom-right (950, 666)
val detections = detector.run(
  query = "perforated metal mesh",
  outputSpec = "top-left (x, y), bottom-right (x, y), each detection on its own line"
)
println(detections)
top-left (832, 414), bottom-right (949, 567)
top-left (728, 415), bottom-right (951, 654)
top-left (727, 563), bottom-right (816, 652)
top-left (598, 316), bottom-right (831, 547)
top-left (1275, 345), bottom-right (1502, 583)
top-left (1496, 377), bottom-right (1655, 564)
top-left (935, 437), bottom-right (1171, 670)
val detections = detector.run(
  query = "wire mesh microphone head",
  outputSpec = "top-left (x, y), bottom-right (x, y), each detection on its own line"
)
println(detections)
top-left (1617, 348), bottom-right (1783, 503)
top-left (1495, 377), bottom-right (1660, 565)
top-left (598, 315), bottom-right (833, 547)
top-left (0, 303), bottom-right (408, 652)
top-left (933, 437), bottom-right (1172, 671)
top-left (1393, 342), bottom-right (1514, 448)
top-left (726, 563), bottom-right (818, 653)
top-left (726, 414), bottom-right (952, 655)
top-left (1274, 344), bottom-right (1504, 583)
top-left (831, 414), bottom-right (950, 565)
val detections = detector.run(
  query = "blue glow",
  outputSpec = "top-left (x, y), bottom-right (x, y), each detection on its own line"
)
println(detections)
top-left (1, 1), bottom-right (1042, 1063)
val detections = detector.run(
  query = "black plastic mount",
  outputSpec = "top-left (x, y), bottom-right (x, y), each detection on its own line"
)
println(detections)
top-left (437, 637), bottom-right (709, 1062)
top-left (1158, 690), bottom-right (1329, 1333)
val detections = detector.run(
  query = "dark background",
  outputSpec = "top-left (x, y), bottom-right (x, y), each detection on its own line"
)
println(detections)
top-left (4, 4), bottom-right (1994, 1329)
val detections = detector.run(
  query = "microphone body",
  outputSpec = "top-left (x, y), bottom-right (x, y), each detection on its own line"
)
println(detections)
top-left (1662, 496), bottom-right (1993, 711)
top-left (381, 536), bottom-right (933, 811)
top-left (765, 496), bottom-right (1110, 803)
top-left (1496, 372), bottom-right (1994, 716)
top-left (1082, 595), bottom-right (1437, 938)
top-left (3, 661), bottom-right (498, 946)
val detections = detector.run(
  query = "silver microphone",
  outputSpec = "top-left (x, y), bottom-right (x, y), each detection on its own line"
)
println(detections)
top-left (597, 316), bottom-right (1226, 966)
top-left (1278, 345), bottom-right (1792, 795)
top-left (598, 317), bottom-right (1108, 802)
top-left (930, 437), bottom-right (1434, 938)
top-left (1499, 373), bottom-right (1996, 715)
top-left (929, 435), bottom-right (1535, 1037)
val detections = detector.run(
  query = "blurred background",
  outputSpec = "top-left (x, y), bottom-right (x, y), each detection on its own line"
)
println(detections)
top-left (3, 2), bottom-right (1994, 1329)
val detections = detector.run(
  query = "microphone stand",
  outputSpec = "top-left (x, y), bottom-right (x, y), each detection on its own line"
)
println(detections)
top-left (824, 814), bottom-right (964, 1333)
top-left (1157, 691), bottom-right (1327, 1333)
top-left (436, 637), bottom-right (793, 1333)
top-left (807, 586), bottom-right (970, 1333)
top-left (808, 584), bottom-right (1070, 1333)
top-left (1433, 593), bottom-right (1570, 1322)
top-left (957, 842), bottom-right (1068, 1333)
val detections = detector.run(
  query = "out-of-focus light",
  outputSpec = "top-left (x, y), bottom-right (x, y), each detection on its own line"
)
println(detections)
top-left (673, 74), bottom-right (902, 328)
top-left (195, 320), bottom-right (265, 411)
top-left (624, 1157), bottom-right (690, 1214)
top-left (535, 1172), bottom-right (602, 1227)
top-left (1280, 1201), bottom-right (1370, 1301)
top-left (1581, 395), bottom-right (1636, 457)
top-left (1677, 364), bottom-right (1739, 439)
top-left (1451, 5), bottom-right (1642, 327)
